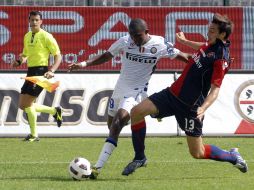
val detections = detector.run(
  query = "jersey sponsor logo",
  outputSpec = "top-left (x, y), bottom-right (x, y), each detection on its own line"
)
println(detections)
top-left (126, 52), bottom-right (157, 64)
top-left (234, 79), bottom-right (254, 123)
top-left (200, 49), bottom-right (206, 57)
top-left (192, 52), bottom-right (202, 68)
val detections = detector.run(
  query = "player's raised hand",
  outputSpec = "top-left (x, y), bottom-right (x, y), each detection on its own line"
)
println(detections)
top-left (67, 63), bottom-right (83, 72)
top-left (176, 32), bottom-right (187, 44)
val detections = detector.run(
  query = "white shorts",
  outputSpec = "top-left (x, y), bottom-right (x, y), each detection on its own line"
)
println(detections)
top-left (108, 88), bottom-right (148, 117)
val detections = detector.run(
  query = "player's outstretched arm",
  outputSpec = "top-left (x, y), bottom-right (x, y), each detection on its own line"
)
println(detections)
top-left (175, 51), bottom-right (192, 64)
top-left (68, 51), bottom-right (113, 72)
top-left (176, 32), bottom-right (205, 50)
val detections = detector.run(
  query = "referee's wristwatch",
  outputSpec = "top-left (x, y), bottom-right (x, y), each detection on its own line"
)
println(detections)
top-left (16, 60), bottom-right (22, 66)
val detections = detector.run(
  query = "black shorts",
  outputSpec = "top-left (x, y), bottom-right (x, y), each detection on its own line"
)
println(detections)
top-left (21, 66), bottom-right (48, 97)
top-left (149, 87), bottom-right (203, 137)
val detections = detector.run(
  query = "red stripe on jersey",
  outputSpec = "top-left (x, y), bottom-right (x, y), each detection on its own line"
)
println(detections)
top-left (211, 59), bottom-right (229, 87)
top-left (170, 42), bottom-right (210, 96)
top-left (170, 60), bottom-right (194, 96)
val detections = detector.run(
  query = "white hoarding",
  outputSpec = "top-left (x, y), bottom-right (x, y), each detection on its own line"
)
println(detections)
top-left (0, 73), bottom-right (253, 137)
top-left (0, 73), bottom-right (177, 137)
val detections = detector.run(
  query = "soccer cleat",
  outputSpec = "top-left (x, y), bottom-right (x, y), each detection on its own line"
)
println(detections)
top-left (230, 148), bottom-right (248, 173)
top-left (122, 157), bottom-right (147, 176)
top-left (23, 134), bottom-right (40, 142)
top-left (53, 107), bottom-right (62, 127)
top-left (89, 166), bottom-right (100, 180)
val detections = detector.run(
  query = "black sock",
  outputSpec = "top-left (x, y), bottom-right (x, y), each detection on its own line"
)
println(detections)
top-left (132, 126), bottom-right (146, 160)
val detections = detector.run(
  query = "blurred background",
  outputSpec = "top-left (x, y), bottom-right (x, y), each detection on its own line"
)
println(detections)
top-left (0, 0), bottom-right (254, 6)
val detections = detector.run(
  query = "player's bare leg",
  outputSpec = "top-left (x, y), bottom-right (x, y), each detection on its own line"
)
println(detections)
top-left (19, 94), bottom-right (35, 110)
top-left (108, 109), bottom-right (130, 142)
top-left (186, 136), bottom-right (205, 159)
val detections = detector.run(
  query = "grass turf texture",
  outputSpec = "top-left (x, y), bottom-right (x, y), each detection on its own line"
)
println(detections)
top-left (0, 137), bottom-right (253, 190)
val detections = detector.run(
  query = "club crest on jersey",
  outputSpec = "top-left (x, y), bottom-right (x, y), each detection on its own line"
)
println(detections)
top-left (150, 47), bottom-right (157, 54)
top-left (207, 52), bottom-right (215, 58)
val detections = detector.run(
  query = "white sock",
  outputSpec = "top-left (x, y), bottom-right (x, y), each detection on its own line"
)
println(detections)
top-left (95, 142), bottom-right (116, 171)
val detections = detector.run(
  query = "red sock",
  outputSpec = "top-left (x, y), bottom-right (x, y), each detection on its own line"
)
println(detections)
top-left (204, 144), bottom-right (212, 159)
top-left (131, 120), bottom-right (146, 131)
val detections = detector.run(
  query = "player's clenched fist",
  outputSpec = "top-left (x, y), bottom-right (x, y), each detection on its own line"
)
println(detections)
top-left (176, 32), bottom-right (187, 43)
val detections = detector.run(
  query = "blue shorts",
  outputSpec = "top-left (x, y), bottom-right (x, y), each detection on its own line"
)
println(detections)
top-left (149, 87), bottom-right (203, 137)
top-left (21, 66), bottom-right (48, 97)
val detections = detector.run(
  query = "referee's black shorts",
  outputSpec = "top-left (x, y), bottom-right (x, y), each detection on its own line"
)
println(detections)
top-left (21, 66), bottom-right (48, 97)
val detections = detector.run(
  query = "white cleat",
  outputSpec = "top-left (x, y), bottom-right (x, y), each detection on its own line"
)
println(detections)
top-left (230, 148), bottom-right (248, 173)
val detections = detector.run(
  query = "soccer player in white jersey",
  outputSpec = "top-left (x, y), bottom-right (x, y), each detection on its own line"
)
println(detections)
top-left (68, 18), bottom-right (190, 179)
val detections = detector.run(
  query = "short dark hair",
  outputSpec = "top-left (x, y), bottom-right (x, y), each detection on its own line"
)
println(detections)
top-left (29, 11), bottom-right (42, 19)
top-left (212, 13), bottom-right (233, 40)
top-left (128, 18), bottom-right (148, 33)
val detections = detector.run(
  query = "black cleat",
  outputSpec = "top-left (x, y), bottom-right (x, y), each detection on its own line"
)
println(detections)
top-left (89, 166), bottom-right (100, 180)
top-left (122, 158), bottom-right (147, 176)
top-left (53, 107), bottom-right (62, 127)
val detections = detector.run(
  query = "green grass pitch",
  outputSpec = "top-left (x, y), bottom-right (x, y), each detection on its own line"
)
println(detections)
top-left (0, 137), bottom-right (253, 190)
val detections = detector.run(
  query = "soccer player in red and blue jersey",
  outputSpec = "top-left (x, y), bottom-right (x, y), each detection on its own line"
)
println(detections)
top-left (122, 13), bottom-right (248, 175)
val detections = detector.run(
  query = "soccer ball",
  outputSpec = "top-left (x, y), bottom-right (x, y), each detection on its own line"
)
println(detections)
top-left (68, 157), bottom-right (92, 180)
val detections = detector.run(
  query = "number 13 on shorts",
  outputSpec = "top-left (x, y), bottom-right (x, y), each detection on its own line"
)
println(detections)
top-left (184, 118), bottom-right (195, 132)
